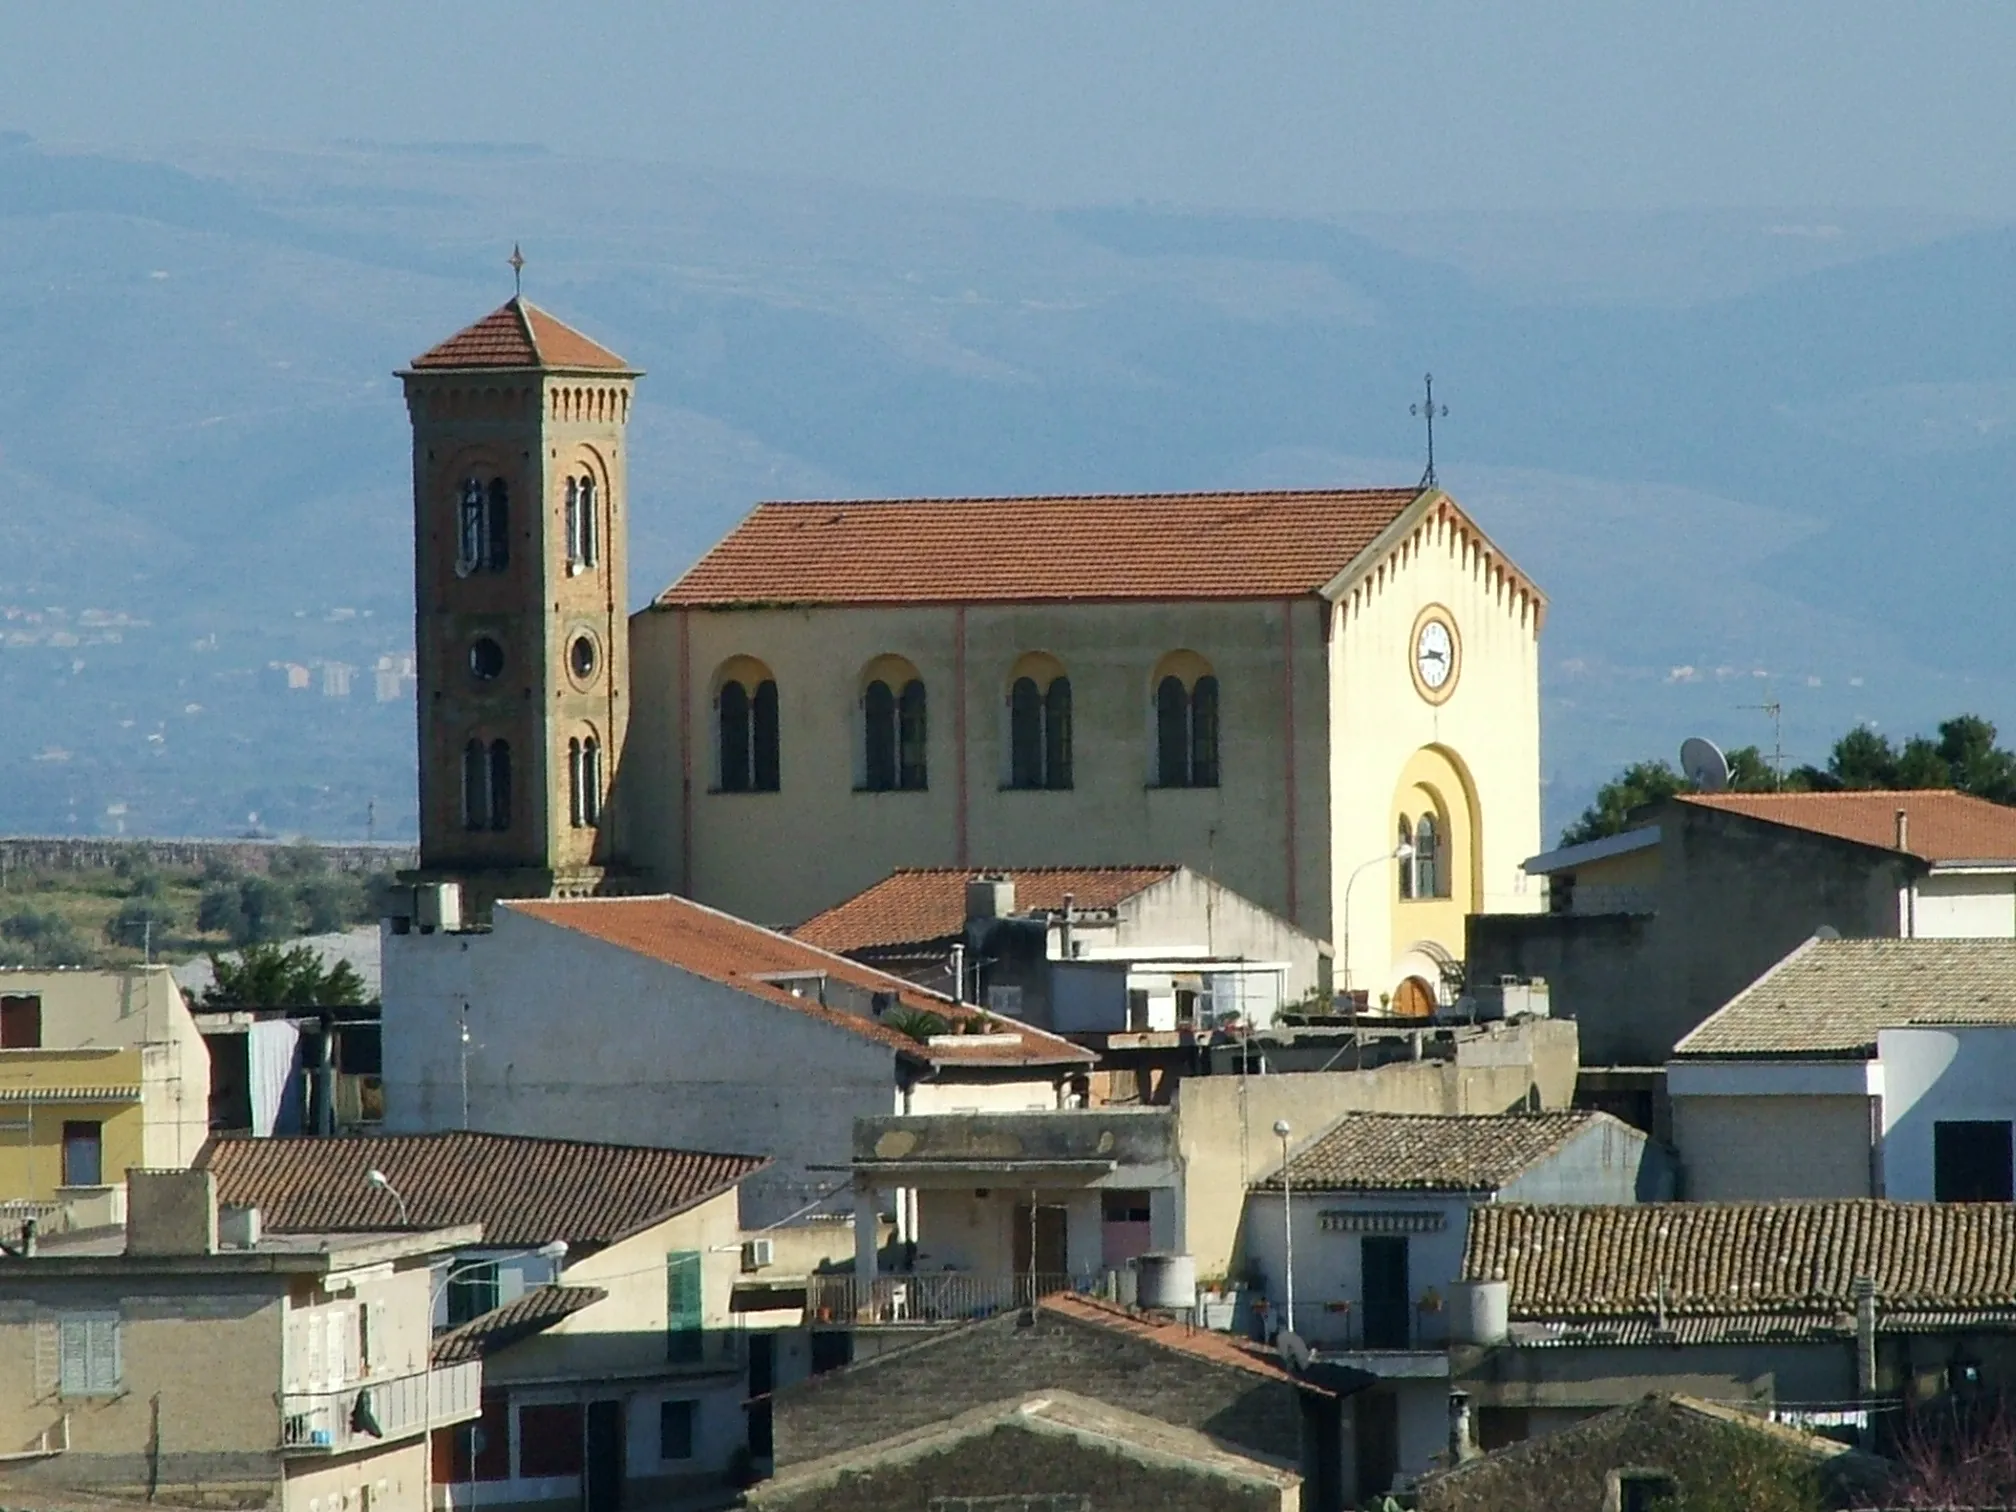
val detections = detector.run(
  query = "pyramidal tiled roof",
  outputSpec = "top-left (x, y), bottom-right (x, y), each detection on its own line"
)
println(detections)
top-left (409, 297), bottom-right (632, 372)
top-left (793, 866), bottom-right (1183, 954)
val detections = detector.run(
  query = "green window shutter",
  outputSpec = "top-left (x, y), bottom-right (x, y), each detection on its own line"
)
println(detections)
top-left (666, 1251), bottom-right (703, 1363)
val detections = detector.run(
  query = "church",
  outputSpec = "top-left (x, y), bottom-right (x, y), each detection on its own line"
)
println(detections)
top-left (398, 296), bottom-right (1546, 1012)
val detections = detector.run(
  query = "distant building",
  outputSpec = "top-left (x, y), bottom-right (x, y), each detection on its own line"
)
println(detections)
top-left (1470, 789), bottom-right (2016, 1068)
top-left (321, 661), bottom-right (354, 698)
top-left (0, 966), bottom-right (209, 1208)
top-left (1670, 936), bottom-right (2016, 1200)
top-left (0, 1168), bottom-right (479, 1512)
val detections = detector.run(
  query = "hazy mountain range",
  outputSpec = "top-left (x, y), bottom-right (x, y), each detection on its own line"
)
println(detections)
top-left (0, 131), bottom-right (2009, 844)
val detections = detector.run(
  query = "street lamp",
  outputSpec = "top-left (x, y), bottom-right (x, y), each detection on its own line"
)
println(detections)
top-left (431, 1241), bottom-right (571, 1316)
top-left (365, 1168), bottom-right (409, 1226)
top-left (1273, 1119), bottom-right (1295, 1336)
top-left (1339, 841), bottom-right (1414, 1000)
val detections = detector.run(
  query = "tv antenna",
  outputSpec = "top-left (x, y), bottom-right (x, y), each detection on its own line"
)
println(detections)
top-left (1741, 700), bottom-right (1785, 788)
top-left (1679, 737), bottom-right (1730, 794)
top-left (1411, 373), bottom-right (1448, 489)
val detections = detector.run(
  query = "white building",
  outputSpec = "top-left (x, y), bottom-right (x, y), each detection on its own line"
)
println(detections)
top-left (1670, 936), bottom-right (2016, 1200)
top-left (380, 895), bottom-right (1092, 1228)
top-left (1241, 1109), bottom-right (1670, 1493)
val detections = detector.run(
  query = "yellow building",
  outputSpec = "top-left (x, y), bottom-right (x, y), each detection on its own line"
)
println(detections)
top-left (399, 299), bottom-right (1548, 1009)
top-left (0, 967), bottom-right (210, 1206)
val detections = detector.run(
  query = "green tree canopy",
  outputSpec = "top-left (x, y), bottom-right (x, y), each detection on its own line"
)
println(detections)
top-left (202, 942), bottom-right (368, 1008)
top-left (1559, 745), bottom-right (1779, 846)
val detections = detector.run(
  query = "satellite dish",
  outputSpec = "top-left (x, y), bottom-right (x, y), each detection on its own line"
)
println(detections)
top-left (1276, 1329), bottom-right (1313, 1373)
top-left (1680, 737), bottom-right (1730, 793)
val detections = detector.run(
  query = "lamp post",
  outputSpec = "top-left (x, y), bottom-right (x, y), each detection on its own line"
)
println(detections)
top-left (365, 1168), bottom-right (409, 1227)
top-left (1340, 842), bottom-right (1414, 1000)
top-left (431, 1241), bottom-right (571, 1317)
top-left (1273, 1119), bottom-right (1295, 1337)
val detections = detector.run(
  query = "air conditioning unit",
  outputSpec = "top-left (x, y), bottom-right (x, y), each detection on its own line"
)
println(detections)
top-left (741, 1237), bottom-right (775, 1272)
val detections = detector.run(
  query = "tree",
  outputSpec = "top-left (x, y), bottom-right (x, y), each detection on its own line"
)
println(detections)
top-left (202, 942), bottom-right (368, 1008)
top-left (104, 895), bottom-right (179, 951)
top-left (295, 874), bottom-right (366, 935)
top-left (1559, 745), bottom-right (1784, 846)
top-left (1862, 1396), bottom-right (2016, 1508)
top-left (269, 840), bottom-right (329, 879)
top-left (0, 909), bottom-right (96, 968)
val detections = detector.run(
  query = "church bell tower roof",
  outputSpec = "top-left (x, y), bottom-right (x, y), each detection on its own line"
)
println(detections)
top-left (408, 296), bottom-right (634, 374)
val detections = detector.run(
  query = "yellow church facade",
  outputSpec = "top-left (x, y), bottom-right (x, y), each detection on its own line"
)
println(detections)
top-left (399, 298), bottom-right (1546, 1009)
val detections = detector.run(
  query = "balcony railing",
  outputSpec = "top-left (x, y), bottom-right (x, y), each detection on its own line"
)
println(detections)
top-left (1305, 1302), bottom-right (1451, 1353)
top-left (281, 1361), bottom-right (480, 1452)
top-left (807, 1272), bottom-right (1106, 1325)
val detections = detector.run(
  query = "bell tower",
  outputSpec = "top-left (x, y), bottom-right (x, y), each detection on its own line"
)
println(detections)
top-left (397, 295), bottom-right (640, 912)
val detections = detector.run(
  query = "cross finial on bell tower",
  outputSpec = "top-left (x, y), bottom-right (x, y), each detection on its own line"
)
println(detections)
top-left (1410, 372), bottom-right (1449, 490)
top-left (508, 243), bottom-right (525, 299)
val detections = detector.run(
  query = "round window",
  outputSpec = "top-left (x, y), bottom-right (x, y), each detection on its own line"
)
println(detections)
top-left (569, 634), bottom-right (598, 682)
top-left (469, 637), bottom-right (504, 680)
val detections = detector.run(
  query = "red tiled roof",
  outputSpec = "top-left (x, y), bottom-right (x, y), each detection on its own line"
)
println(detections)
top-left (507, 895), bottom-right (1091, 1068)
top-left (656, 488), bottom-right (1430, 606)
top-left (198, 1130), bottom-right (763, 1247)
top-left (1038, 1292), bottom-right (1329, 1393)
top-left (793, 866), bottom-right (1182, 954)
top-left (431, 1284), bottom-right (608, 1365)
top-left (1678, 789), bottom-right (2016, 864)
top-left (409, 297), bottom-right (632, 372)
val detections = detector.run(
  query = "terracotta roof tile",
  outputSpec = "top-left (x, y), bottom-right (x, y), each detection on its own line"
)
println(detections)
top-left (1254, 1111), bottom-right (1606, 1194)
top-left (793, 866), bottom-right (1182, 953)
top-left (1674, 937), bottom-right (2016, 1059)
top-left (431, 1284), bottom-right (607, 1365)
top-left (1464, 1201), bottom-right (2016, 1322)
top-left (409, 298), bottom-right (632, 372)
top-left (506, 895), bottom-right (1091, 1068)
top-left (1677, 789), bottom-right (2016, 864)
top-left (657, 488), bottom-right (1431, 606)
top-left (198, 1130), bottom-right (763, 1247)
top-left (1038, 1292), bottom-right (1328, 1392)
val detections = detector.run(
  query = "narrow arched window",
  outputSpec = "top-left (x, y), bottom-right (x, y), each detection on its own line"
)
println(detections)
top-left (457, 479), bottom-right (486, 573)
top-left (752, 680), bottom-right (781, 792)
top-left (462, 739), bottom-right (488, 830)
top-left (1010, 677), bottom-right (1044, 789)
top-left (1044, 677), bottom-right (1073, 790)
top-left (564, 478), bottom-right (580, 571)
top-left (1397, 816), bottom-right (1415, 900)
top-left (485, 479), bottom-right (510, 571)
top-left (580, 475), bottom-right (598, 566)
top-left (567, 737), bottom-right (585, 828)
top-left (1415, 813), bottom-right (1443, 899)
top-left (1190, 675), bottom-right (1219, 787)
top-left (487, 740), bottom-right (512, 830)
top-left (898, 680), bottom-right (927, 790)
top-left (1156, 676), bottom-right (1189, 787)
top-left (719, 682), bottom-right (752, 793)
top-left (583, 736), bottom-right (602, 825)
top-left (863, 680), bottom-right (898, 791)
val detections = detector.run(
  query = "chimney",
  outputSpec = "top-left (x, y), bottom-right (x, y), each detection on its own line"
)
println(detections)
top-left (1447, 1390), bottom-right (1479, 1462)
top-left (126, 1169), bottom-right (219, 1256)
top-left (219, 1205), bottom-right (263, 1250)
top-left (1853, 1276), bottom-right (1878, 1402)
top-left (966, 875), bottom-right (1015, 923)
top-left (1895, 808), bottom-right (1910, 854)
top-left (1060, 891), bottom-right (1076, 959)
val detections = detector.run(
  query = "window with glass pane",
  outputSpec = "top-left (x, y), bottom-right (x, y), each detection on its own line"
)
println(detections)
top-left (62, 1121), bottom-right (102, 1186)
top-left (898, 680), bottom-right (927, 789)
top-left (863, 680), bottom-right (897, 790)
top-left (1043, 677), bottom-right (1072, 789)
top-left (659, 1399), bottom-right (695, 1460)
top-left (666, 1251), bottom-right (703, 1362)
top-left (446, 1262), bottom-right (500, 1327)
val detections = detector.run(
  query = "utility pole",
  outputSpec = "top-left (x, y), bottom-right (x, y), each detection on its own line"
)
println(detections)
top-left (458, 1002), bottom-right (472, 1131)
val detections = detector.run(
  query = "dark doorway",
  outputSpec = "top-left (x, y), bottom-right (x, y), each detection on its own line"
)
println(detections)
top-left (1935, 1120), bottom-right (2014, 1202)
top-left (747, 1332), bottom-right (776, 1460)
top-left (1361, 1235), bottom-right (1411, 1349)
top-left (1355, 1389), bottom-right (1400, 1501)
top-left (584, 1399), bottom-right (624, 1512)
top-left (1012, 1203), bottom-right (1069, 1294)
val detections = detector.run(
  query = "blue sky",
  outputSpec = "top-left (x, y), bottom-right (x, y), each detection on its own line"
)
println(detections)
top-left (7, 2), bottom-right (2016, 214)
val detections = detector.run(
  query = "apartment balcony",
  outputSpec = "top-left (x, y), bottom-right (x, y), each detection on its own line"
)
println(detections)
top-left (807, 1271), bottom-right (1107, 1326)
top-left (1303, 1301), bottom-right (1452, 1378)
top-left (281, 1360), bottom-right (481, 1453)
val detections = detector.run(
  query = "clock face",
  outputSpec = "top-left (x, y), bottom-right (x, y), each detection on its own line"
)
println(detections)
top-left (1411, 611), bottom-right (1459, 702)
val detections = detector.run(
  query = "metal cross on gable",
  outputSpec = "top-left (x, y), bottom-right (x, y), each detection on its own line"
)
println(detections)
top-left (508, 243), bottom-right (526, 298)
top-left (1411, 372), bottom-right (1448, 489)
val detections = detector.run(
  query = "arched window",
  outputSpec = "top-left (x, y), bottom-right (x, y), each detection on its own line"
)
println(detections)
top-left (1397, 816), bottom-right (1415, 900)
top-left (1150, 654), bottom-right (1219, 788)
top-left (898, 680), bottom-right (927, 790)
top-left (1043, 678), bottom-right (1072, 790)
top-left (484, 479), bottom-right (509, 571)
top-left (564, 473), bottom-right (599, 570)
top-left (568, 735), bottom-right (603, 828)
top-left (487, 740), bottom-right (512, 830)
top-left (861, 673), bottom-right (928, 793)
top-left (1414, 813), bottom-right (1444, 899)
top-left (716, 664), bottom-right (781, 793)
top-left (863, 681), bottom-right (897, 791)
top-left (1010, 678), bottom-right (1044, 789)
top-left (1006, 655), bottom-right (1073, 791)
top-left (462, 739), bottom-right (488, 830)
top-left (458, 479), bottom-right (485, 573)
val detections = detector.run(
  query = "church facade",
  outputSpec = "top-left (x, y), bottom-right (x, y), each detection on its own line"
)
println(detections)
top-left (401, 298), bottom-right (1547, 1009)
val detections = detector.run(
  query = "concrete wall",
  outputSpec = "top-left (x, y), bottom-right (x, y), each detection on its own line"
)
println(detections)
top-left (1670, 1093), bottom-right (1875, 1199)
top-left (1244, 1191), bottom-right (1467, 1350)
top-left (380, 909), bottom-right (897, 1227)
top-left (1175, 1051), bottom-right (1563, 1284)
top-left (1455, 1338), bottom-right (1850, 1415)
top-left (772, 1307), bottom-right (1309, 1470)
top-left (1117, 869), bottom-right (1331, 1001)
top-left (1470, 804), bottom-right (1916, 1067)
top-left (1880, 1024), bottom-right (2016, 1200)
top-left (0, 1272), bottom-right (286, 1505)
top-left (283, 1438), bottom-right (429, 1512)
top-left (1912, 872), bottom-right (2016, 937)
top-left (1500, 1119), bottom-right (1672, 1205)
top-left (0, 966), bottom-right (210, 1200)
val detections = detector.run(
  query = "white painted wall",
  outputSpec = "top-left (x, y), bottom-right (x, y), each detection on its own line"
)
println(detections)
top-left (1111, 869), bottom-right (1330, 999)
top-left (1242, 1190), bottom-right (1469, 1350)
top-left (380, 911), bottom-right (900, 1227)
top-left (1911, 873), bottom-right (2016, 938)
top-left (1878, 1025), bottom-right (2016, 1200)
top-left (905, 1078), bottom-right (1058, 1115)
